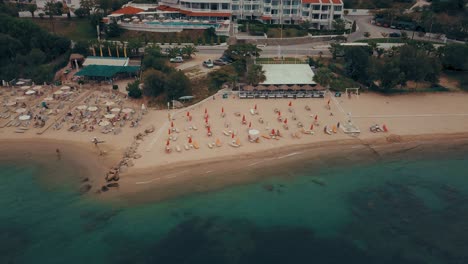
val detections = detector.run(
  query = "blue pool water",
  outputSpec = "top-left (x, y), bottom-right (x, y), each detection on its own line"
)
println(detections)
top-left (146, 21), bottom-right (219, 28)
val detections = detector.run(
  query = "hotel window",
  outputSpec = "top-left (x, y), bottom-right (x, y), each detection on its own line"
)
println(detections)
top-left (312, 5), bottom-right (320, 10)
top-left (264, 0), bottom-right (271, 3)
top-left (334, 6), bottom-right (342, 11)
top-left (321, 5), bottom-right (329, 11)
top-left (222, 3), bottom-right (229, 9)
top-left (291, 9), bottom-right (298, 14)
top-left (302, 4), bottom-right (310, 8)
top-left (271, 9), bottom-right (278, 14)
top-left (232, 4), bottom-right (239, 10)
top-left (333, 14), bottom-right (341, 19)
top-left (292, 0), bottom-right (300, 6)
top-left (312, 14), bottom-right (319, 19)
top-left (283, 9), bottom-right (290, 14)
top-left (284, 1), bottom-right (291, 6)
top-left (302, 11), bottom-right (309, 16)
top-left (272, 0), bottom-right (279, 6)
top-left (211, 3), bottom-right (218, 10)
top-left (320, 14), bottom-right (328, 19)
top-left (264, 7), bottom-right (271, 12)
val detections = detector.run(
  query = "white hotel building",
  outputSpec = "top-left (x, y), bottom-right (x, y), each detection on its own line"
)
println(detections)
top-left (158, 0), bottom-right (344, 29)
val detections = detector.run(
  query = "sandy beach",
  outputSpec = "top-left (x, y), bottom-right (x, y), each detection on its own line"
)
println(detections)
top-left (2, 87), bottom-right (468, 199)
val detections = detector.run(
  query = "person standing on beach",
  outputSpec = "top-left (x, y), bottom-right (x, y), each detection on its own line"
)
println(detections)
top-left (56, 148), bottom-right (61, 160)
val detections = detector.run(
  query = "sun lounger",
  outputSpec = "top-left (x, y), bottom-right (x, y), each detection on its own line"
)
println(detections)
top-left (184, 144), bottom-right (190, 150)
top-left (223, 130), bottom-right (231, 136)
top-left (192, 126), bottom-right (198, 131)
top-left (215, 139), bottom-right (222, 147)
top-left (176, 145), bottom-right (182, 152)
top-left (14, 129), bottom-right (25, 133)
top-left (324, 126), bottom-right (332, 135)
top-left (332, 126), bottom-right (337, 133)
top-left (261, 134), bottom-right (271, 140)
top-left (283, 124), bottom-right (289, 130)
top-left (193, 141), bottom-right (199, 149)
top-left (208, 143), bottom-right (213, 149)
top-left (229, 142), bottom-right (240, 148)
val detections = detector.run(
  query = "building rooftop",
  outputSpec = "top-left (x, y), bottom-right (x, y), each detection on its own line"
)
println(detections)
top-left (260, 64), bottom-right (316, 85)
top-left (111, 6), bottom-right (145, 15)
top-left (83, 56), bottom-right (129, 67)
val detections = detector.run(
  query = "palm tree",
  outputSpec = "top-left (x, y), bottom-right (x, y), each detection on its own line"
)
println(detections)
top-left (165, 46), bottom-right (182, 58)
top-left (182, 45), bottom-right (198, 58)
top-left (27, 4), bottom-right (37, 18)
top-left (247, 64), bottom-right (266, 85)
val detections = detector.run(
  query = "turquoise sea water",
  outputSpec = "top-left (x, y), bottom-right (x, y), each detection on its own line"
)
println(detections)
top-left (1, 151), bottom-right (468, 264)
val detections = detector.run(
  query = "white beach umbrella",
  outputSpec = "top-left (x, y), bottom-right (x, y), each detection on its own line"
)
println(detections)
top-left (16, 108), bottom-right (27, 113)
top-left (77, 105), bottom-right (87, 110)
top-left (43, 97), bottom-right (54, 101)
top-left (122, 108), bottom-right (134, 114)
top-left (131, 16), bottom-right (138, 19)
top-left (5, 101), bottom-right (17, 106)
top-left (105, 101), bottom-right (115, 106)
top-left (99, 120), bottom-right (110, 126)
top-left (147, 15), bottom-right (154, 18)
top-left (202, 20), bottom-right (209, 23)
top-left (20, 85), bottom-right (31, 90)
top-left (111, 108), bottom-right (121, 113)
top-left (192, 19), bottom-right (200, 23)
top-left (142, 19), bottom-right (149, 22)
top-left (104, 114), bottom-right (115, 119)
top-left (19, 115), bottom-right (31, 121)
top-left (60, 86), bottom-right (71, 90)
top-left (16, 81), bottom-right (25, 85)
top-left (15, 96), bottom-right (26, 101)
top-left (32, 85), bottom-right (42, 90)
top-left (25, 90), bottom-right (36, 95)
top-left (124, 18), bottom-right (131, 21)
top-left (54, 90), bottom-right (64, 95)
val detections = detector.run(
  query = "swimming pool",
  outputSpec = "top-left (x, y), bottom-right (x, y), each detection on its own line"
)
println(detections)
top-left (146, 21), bottom-right (220, 28)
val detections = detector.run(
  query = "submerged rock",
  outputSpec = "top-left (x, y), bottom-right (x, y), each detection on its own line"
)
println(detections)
top-left (107, 183), bottom-right (119, 188)
top-left (263, 184), bottom-right (274, 192)
top-left (79, 184), bottom-right (92, 194)
top-left (101, 185), bottom-right (109, 192)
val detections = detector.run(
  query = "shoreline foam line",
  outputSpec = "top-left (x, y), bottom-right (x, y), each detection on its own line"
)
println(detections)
top-left (353, 113), bottom-right (468, 118)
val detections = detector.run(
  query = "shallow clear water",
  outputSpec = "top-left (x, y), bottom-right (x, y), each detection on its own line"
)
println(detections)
top-left (1, 153), bottom-right (468, 264)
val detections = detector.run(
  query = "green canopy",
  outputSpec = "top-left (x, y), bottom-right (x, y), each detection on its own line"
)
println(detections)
top-left (75, 65), bottom-right (140, 78)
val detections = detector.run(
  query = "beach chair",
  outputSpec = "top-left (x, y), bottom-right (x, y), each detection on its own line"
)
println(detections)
top-left (193, 141), bottom-right (200, 149)
top-left (176, 145), bottom-right (182, 152)
top-left (215, 138), bottom-right (222, 147)
top-left (184, 144), bottom-right (190, 151)
top-left (324, 126), bottom-right (332, 135)
top-left (208, 143), bottom-right (213, 149)
top-left (283, 124), bottom-right (289, 130)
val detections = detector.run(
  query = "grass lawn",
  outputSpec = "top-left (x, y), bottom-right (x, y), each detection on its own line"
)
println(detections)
top-left (267, 28), bottom-right (308, 38)
top-left (29, 18), bottom-right (96, 42)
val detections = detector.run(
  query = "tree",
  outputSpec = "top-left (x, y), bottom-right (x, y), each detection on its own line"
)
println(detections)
top-left (74, 8), bottom-right (88, 18)
top-left (329, 43), bottom-right (344, 60)
top-left (105, 21), bottom-right (122, 38)
top-left (332, 18), bottom-right (346, 32)
top-left (127, 38), bottom-right (142, 56)
top-left (182, 45), bottom-right (198, 58)
top-left (44, 1), bottom-right (62, 19)
top-left (246, 64), bottom-right (265, 85)
top-left (27, 4), bottom-right (37, 18)
top-left (127, 80), bottom-right (142, 99)
top-left (344, 46), bottom-right (371, 82)
top-left (363, 32), bottom-right (371, 38)
top-left (165, 46), bottom-right (182, 58)
top-left (441, 43), bottom-right (468, 71)
top-left (351, 20), bottom-right (357, 33)
top-left (165, 70), bottom-right (190, 100)
top-left (225, 43), bottom-right (261, 61)
top-left (72, 40), bottom-right (90, 55)
top-left (313, 68), bottom-right (334, 88)
top-left (97, 0), bottom-right (112, 15)
top-left (208, 66), bottom-right (238, 90)
top-left (300, 20), bottom-right (312, 30)
top-left (142, 69), bottom-right (166, 97)
top-left (79, 0), bottom-right (94, 15)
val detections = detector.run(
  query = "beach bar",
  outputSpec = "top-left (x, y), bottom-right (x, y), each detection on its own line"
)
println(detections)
top-left (240, 64), bottom-right (324, 99)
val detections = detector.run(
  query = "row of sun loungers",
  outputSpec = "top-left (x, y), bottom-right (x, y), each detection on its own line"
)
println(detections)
top-left (239, 91), bottom-right (325, 99)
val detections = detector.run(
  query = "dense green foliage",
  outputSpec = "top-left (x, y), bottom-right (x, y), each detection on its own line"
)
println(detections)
top-left (127, 80), bottom-right (142, 98)
top-left (141, 46), bottom-right (192, 100)
top-left (0, 12), bottom-right (70, 83)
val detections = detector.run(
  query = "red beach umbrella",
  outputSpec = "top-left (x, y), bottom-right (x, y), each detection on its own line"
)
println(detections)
top-left (231, 133), bottom-right (235, 139)
top-left (278, 111), bottom-right (281, 116)
top-left (249, 122), bottom-right (252, 128)
top-left (188, 137), bottom-right (192, 144)
top-left (207, 126), bottom-right (211, 133)
top-left (242, 115), bottom-right (246, 122)
top-left (284, 118), bottom-right (288, 124)
top-left (288, 101), bottom-right (292, 107)
top-left (166, 139), bottom-right (170, 146)
top-left (205, 117), bottom-right (208, 123)
top-left (254, 104), bottom-right (257, 110)
top-left (168, 129), bottom-right (171, 135)
top-left (310, 124), bottom-right (314, 130)
top-left (221, 107), bottom-right (224, 113)
top-left (171, 121), bottom-right (174, 128)
top-left (271, 129), bottom-right (275, 135)
top-left (315, 115), bottom-right (318, 121)
top-left (186, 111), bottom-right (190, 117)
top-left (327, 99), bottom-right (330, 105)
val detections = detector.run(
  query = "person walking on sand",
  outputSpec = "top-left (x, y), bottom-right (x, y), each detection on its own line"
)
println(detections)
top-left (56, 148), bottom-right (61, 160)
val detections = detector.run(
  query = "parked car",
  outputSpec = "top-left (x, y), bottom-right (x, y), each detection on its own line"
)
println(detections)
top-left (389, 32), bottom-right (401, 38)
top-left (170, 56), bottom-right (184, 63)
top-left (203, 59), bottom-right (214, 68)
top-left (213, 59), bottom-right (227, 66)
